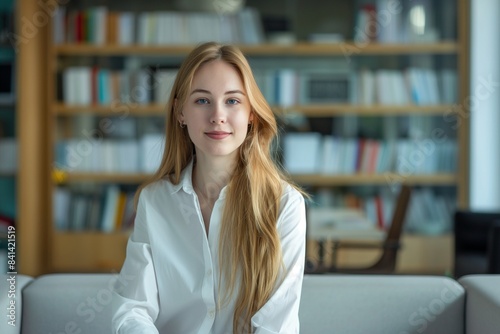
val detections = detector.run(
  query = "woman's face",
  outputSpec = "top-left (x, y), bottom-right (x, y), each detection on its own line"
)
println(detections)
top-left (179, 60), bottom-right (253, 164)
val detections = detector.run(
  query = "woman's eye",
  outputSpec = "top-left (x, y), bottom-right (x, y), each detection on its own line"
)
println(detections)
top-left (195, 98), bottom-right (209, 104)
top-left (227, 98), bottom-right (239, 105)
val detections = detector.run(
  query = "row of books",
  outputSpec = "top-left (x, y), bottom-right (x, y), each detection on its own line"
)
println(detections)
top-left (355, 0), bottom-right (445, 43)
top-left (254, 68), bottom-right (456, 106)
top-left (283, 133), bottom-right (457, 175)
top-left (306, 188), bottom-right (454, 269)
top-left (0, 138), bottom-right (17, 173)
top-left (53, 7), bottom-right (264, 45)
top-left (62, 67), bottom-right (178, 106)
top-left (405, 188), bottom-right (455, 234)
top-left (308, 188), bottom-right (454, 235)
top-left (53, 186), bottom-right (135, 232)
top-left (352, 68), bottom-right (457, 105)
top-left (55, 134), bottom-right (164, 173)
top-left (61, 66), bottom-right (456, 107)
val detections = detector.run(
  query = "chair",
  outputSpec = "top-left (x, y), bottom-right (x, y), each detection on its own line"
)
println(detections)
top-left (307, 185), bottom-right (411, 274)
top-left (454, 210), bottom-right (500, 278)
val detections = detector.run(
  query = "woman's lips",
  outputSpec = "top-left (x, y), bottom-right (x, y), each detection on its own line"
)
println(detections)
top-left (205, 131), bottom-right (231, 140)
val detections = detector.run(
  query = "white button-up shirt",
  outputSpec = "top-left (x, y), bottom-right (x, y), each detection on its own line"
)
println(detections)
top-left (112, 160), bottom-right (306, 334)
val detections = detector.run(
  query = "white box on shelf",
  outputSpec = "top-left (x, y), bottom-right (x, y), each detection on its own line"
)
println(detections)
top-left (283, 132), bottom-right (322, 174)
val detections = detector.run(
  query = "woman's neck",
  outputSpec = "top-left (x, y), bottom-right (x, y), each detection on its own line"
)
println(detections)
top-left (192, 155), bottom-right (234, 202)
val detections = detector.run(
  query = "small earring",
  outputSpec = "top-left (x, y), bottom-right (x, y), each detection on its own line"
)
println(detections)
top-left (180, 122), bottom-right (186, 128)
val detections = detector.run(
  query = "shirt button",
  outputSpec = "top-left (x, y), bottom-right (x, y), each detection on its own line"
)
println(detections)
top-left (206, 269), bottom-right (212, 277)
top-left (208, 310), bottom-right (215, 318)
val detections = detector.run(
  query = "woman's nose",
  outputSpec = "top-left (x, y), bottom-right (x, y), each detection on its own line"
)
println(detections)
top-left (210, 103), bottom-right (226, 124)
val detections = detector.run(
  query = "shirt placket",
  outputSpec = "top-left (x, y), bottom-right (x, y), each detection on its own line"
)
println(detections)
top-left (193, 192), bottom-right (217, 332)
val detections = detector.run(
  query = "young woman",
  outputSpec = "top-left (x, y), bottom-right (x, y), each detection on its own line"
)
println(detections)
top-left (112, 42), bottom-right (306, 334)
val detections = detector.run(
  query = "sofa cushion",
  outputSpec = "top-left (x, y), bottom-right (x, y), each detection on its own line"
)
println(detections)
top-left (459, 274), bottom-right (500, 334)
top-left (21, 274), bottom-right (116, 334)
top-left (18, 273), bottom-right (466, 334)
top-left (299, 275), bottom-right (465, 334)
top-left (0, 274), bottom-right (33, 334)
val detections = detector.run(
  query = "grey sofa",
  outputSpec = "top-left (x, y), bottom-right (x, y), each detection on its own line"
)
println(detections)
top-left (0, 273), bottom-right (499, 334)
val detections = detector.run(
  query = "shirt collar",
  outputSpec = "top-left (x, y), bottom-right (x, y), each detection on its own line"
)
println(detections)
top-left (170, 157), bottom-right (228, 200)
top-left (170, 158), bottom-right (195, 195)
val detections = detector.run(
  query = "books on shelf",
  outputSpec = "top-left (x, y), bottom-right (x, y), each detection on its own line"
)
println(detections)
top-left (353, 68), bottom-right (457, 105)
top-left (61, 66), bottom-right (179, 106)
top-left (309, 187), bottom-right (454, 234)
top-left (53, 7), bottom-right (265, 45)
top-left (60, 65), bottom-right (455, 107)
top-left (254, 67), bottom-right (455, 106)
top-left (405, 188), bottom-right (455, 234)
top-left (282, 133), bottom-right (457, 175)
top-left (309, 190), bottom-right (394, 231)
top-left (53, 186), bottom-right (136, 232)
top-left (354, 0), bottom-right (440, 43)
top-left (140, 134), bottom-right (165, 173)
top-left (55, 134), bottom-right (164, 173)
top-left (283, 133), bottom-right (323, 174)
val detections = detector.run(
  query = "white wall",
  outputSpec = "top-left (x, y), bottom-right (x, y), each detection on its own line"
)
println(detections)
top-left (469, 0), bottom-right (500, 211)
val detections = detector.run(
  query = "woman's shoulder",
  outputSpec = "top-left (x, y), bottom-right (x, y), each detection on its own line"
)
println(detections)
top-left (138, 178), bottom-right (175, 202)
top-left (276, 181), bottom-right (307, 230)
top-left (279, 181), bottom-right (305, 206)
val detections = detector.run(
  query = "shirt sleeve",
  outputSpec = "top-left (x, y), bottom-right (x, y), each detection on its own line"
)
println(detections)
top-left (251, 187), bottom-right (307, 334)
top-left (112, 192), bottom-right (160, 334)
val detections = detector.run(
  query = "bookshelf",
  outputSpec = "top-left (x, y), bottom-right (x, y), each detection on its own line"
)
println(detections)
top-left (17, 0), bottom-right (470, 275)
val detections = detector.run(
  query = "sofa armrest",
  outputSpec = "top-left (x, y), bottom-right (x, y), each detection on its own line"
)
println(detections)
top-left (0, 274), bottom-right (33, 334)
top-left (459, 274), bottom-right (500, 334)
top-left (21, 274), bottom-right (116, 334)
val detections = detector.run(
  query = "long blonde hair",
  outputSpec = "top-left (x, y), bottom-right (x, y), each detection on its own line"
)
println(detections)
top-left (137, 42), bottom-right (292, 332)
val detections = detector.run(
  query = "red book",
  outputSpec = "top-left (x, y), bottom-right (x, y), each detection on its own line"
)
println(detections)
top-left (355, 139), bottom-right (366, 173)
top-left (76, 11), bottom-right (83, 43)
top-left (368, 140), bottom-right (380, 173)
top-left (91, 66), bottom-right (99, 104)
top-left (375, 196), bottom-right (385, 229)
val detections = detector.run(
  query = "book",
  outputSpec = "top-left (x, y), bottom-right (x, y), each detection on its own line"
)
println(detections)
top-left (100, 185), bottom-right (121, 233)
top-left (283, 132), bottom-right (322, 174)
top-left (140, 134), bottom-right (165, 173)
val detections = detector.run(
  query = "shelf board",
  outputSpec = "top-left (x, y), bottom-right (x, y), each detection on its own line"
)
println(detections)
top-left (53, 42), bottom-right (459, 56)
top-left (53, 171), bottom-right (456, 185)
top-left (53, 103), bottom-right (455, 117)
top-left (277, 104), bottom-right (454, 116)
top-left (291, 173), bottom-right (457, 186)
top-left (54, 172), bottom-right (152, 184)
top-left (53, 103), bottom-right (165, 116)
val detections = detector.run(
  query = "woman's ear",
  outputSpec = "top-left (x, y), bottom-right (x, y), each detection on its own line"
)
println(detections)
top-left (174, 98), bottom-right (184, 123)
top-left (249, 111), bottom-right (254, 123)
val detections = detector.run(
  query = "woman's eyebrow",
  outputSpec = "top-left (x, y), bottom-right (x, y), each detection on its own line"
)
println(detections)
top-left (190, 89), bottom-right (246, 96)
top-left (190, 88), bottom-right (211, 95)
top-left (225, 90), bottom-right (246, 95)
